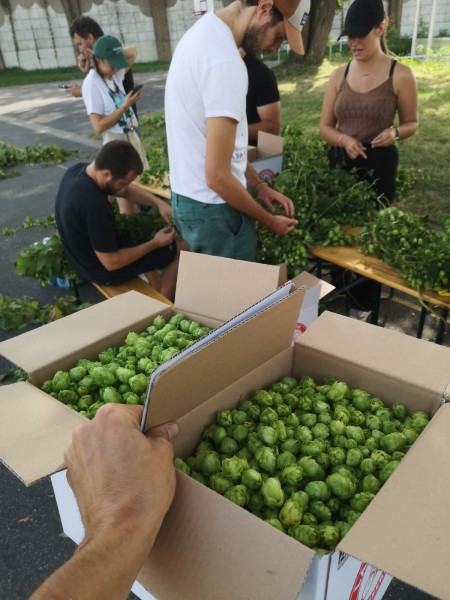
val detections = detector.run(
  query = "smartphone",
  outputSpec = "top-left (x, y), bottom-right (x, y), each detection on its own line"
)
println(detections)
top-left (131, 84), bottom-right (143, 94)
top-left (57, 84), bottom-right (72, 89)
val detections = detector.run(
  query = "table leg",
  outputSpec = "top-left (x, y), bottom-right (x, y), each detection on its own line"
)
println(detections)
top-left (435, 309), bottom-right (448, 345)
top-left (417, 307), bottom-right (426, 339)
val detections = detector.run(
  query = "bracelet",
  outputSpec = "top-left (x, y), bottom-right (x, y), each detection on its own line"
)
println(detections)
top-left (336, 133), bottom-right (347, 147)
top-left (391, 125), bottom-right (400, 141)
top-left (255, 180), bottom-right (269, 190)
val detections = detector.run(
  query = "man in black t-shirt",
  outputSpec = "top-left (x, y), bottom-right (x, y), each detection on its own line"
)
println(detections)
top-left (243, 54), bottom-right (281, 146)
top-left (55, 141), bottom-right (180, 299)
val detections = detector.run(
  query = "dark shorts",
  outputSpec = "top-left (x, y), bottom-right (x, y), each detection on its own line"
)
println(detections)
top-left (96, 242), bottom-right (177, 286)
top-left (171, 192), bottom-right (257, 262)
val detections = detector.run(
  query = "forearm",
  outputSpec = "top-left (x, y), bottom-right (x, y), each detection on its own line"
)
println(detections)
top-left (90, 106), bottom-right (128, 134)
top-left (125, 184), bottom-right (164, 208)
top-left (207, 171), bottom-right (273, 228)
top-left (97, 239), bottom-right (159, 271)
top-left (123, 46), bottom-right (138, 67)
top-left (248, 119), bottom-right (281, 142)
top-left (319, 123), bottom-right (346, 146)
top-left (396, 120), bottom-right (418, 141)
top-left (30, 526), bottom-right (155, 600)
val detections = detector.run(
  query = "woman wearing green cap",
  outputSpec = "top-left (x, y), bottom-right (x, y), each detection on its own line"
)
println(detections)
top-left (319, 0), bottom-right (418, 321)
top-left (82, 35), bottom-right (146, 215)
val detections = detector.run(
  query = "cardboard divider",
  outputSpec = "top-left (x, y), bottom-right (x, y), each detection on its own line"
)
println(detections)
top-left (141, 287), bottom-right (305, 431)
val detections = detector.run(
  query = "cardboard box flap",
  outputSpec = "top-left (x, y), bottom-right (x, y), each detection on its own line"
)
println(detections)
top-left (138, 472), bottom-right (315, 600)
top-left (0, 382), bottom-right (84, 485)
top-left (142, 285), bottom-right (305, 431)
top-left (291, 271), bottom-right (335, 300)
top-left (174, 251), bottom-right (285, 323)
top-left (0, 292), bottom-right (167, 384)
top-left (296, 311), bottom-right (449, 411)
top-left (338, 403), bottom-right (450, 599)
top-left (257, 131), bottom-right (284, 156)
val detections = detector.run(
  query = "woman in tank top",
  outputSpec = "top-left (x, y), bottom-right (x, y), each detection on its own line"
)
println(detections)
top-left (319, 0), bottom-right (418, 321)
top-left (319, 0), bottom-right (418, 205)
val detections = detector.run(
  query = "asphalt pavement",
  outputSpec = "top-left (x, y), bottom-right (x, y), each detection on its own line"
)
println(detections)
top-left (0, 73), bottom-right (444, 600)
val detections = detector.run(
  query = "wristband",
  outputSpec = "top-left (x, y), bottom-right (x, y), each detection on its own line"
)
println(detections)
top-left (255, 180), bottom-right (269, 190)
top-left (336, 133), bottom-right (347, 147)
top-left (391, 125), bottom-right (400, 141)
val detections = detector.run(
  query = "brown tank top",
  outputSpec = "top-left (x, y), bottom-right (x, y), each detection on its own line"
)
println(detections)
top-left (335, 60), bottom-right (397, 144)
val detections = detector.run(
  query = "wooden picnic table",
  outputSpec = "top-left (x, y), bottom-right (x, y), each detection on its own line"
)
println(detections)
top-left (309, 244), bottom-right (449, 344)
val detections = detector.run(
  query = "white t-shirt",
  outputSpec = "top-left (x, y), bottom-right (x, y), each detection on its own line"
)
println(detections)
top-left (165, 12), bottom-right (249, 204)
top-left (82, 69), bottom-right (137, 137)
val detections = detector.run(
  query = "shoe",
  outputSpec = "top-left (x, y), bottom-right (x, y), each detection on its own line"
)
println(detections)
top-left (348, 308), bottom-right (372, 322)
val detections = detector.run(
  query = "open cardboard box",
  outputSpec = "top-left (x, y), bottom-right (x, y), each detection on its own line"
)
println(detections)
top-left (51, 307), bottom-right (450, 600)
top-left (248, 131), bottom-right (284, 184)
top-left (1, 253), bottom-right (450, 600)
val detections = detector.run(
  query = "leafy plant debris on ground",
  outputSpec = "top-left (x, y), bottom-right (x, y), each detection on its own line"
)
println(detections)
top-left (0, 294), bottom-right (92, 331)
top-left (0, 141), bottom-right (78, 179)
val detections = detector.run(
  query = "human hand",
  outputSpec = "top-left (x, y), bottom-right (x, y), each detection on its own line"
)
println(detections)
top-left (370, 128), bottom-right (398, 148)
top-left (65, 404), bottom-right (179, 550)
top-left (123, 87), bottom-right (143, 109)
top-left (157, 201), bottom-right (172, 225)
top-left (257, 185), bottom-right (295, 218)
top-left (77, 51), bottom-right (91, 75)
top-left (66, 83), bottom-right (82, 98)
top-left (266, 214), bottom-right (298, 236)
top-left (342, 135), bottom-right (367, 160)
top-left (153, 226), bottom-right (176, 248)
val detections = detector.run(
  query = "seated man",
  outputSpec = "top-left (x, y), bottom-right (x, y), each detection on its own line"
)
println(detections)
top-left (243, 52), bottom-right (281, 146)
top-left (55, 140), bottom-right (181, 299)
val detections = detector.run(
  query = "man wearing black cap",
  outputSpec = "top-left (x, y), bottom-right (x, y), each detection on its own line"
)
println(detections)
top-left (320, 0), bottom-right (418, 320)
top-left (165, 0), bottom-right (311, 263)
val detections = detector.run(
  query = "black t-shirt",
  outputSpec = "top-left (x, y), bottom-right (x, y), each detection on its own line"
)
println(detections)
top-left (244, 55), bottom-right (280, 143)
top-left (55, 163), bottom-right (119, 283)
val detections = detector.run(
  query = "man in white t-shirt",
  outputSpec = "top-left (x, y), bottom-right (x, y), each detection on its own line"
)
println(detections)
top-left (165, 0), bottom-right (310, 261)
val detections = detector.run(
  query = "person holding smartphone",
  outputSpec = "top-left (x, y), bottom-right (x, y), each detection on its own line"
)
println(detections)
top-left (82, 35), bottom-right (146, 215)
top-left (67, 16), bottom-right (139, 118)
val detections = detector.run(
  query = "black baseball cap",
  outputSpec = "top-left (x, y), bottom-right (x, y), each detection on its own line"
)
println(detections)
top-left (338, 0), bottom-right (385, 40)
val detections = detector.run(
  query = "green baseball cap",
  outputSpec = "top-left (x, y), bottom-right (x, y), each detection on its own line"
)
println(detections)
top-left (93, 35), bottom-right (128, 69)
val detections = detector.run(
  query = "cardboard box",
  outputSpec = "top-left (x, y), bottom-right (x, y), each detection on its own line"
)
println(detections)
top-left (47, 309), bottom-right (450, 600)
top-left (3, 255), bottom-right (447, 599)
top-left (248, 131), bottom-right (284, 183)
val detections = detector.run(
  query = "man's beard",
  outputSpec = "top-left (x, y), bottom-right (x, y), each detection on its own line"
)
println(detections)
top-left (242, 23), bottom-right (269, 56)
top-left (104, 181), bottom-right (118, 196)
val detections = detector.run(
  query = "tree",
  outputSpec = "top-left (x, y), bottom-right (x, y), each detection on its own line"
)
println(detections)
top-left (387, 0), bottom-right (403, 32)
top-left (289, 0), bottom-right (342, 64)
top-left (151, 0), bottom-right (172, 62)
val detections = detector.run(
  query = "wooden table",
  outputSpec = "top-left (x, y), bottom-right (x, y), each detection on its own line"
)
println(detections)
top-left (309, 244), bottom-right (449, 344)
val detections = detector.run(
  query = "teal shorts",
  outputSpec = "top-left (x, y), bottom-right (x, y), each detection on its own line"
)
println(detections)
top-left (171, 192), bottom-right (257, 261)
